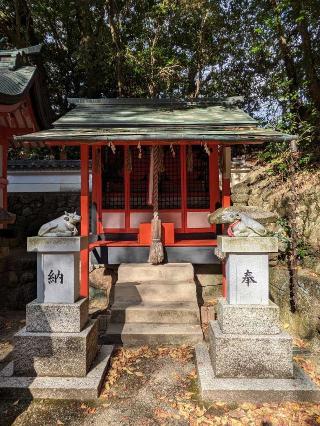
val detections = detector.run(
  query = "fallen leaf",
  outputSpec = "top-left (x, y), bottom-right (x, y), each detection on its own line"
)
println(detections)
top-left (240, 402), bottom-right (256, 410)
top-left (154, 408), bottom-right (171, 419)
top-left (227, 409), bottom-right (247, 419)
top-left (293, 338), bottom-right (309, 349)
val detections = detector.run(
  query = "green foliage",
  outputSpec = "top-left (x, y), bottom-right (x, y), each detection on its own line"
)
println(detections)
top-left (275, 217), bottom-right (310, 261)
top-left (0, 0), bottom-right (319, 163)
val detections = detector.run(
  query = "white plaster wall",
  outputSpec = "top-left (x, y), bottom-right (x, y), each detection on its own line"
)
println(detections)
top-left (102, 212), bottom-right (125, 229)
top-left (8, 171), bottom-right (92, 193)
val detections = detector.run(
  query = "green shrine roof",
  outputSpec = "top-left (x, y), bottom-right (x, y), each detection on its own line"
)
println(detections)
top-left (0, 66), bottom-right (36, 99)
top-left (13, 97), bottom-right (296, 144)
top-left (0, 45), bottom-right (41, 104)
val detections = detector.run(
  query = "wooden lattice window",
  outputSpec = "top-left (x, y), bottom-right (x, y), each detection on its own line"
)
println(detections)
top-left (130, 147), bottom-right (150, 209)
top-left (187, 146), bottom-right (210, 208)
top-left (102, 146), bottom-right (125, 209)
top-left (159, 146), bottom-right (181, 209)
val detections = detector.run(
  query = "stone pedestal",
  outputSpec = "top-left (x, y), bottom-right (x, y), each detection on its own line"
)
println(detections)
top-left (195, 236), bottom-right (320, 402)
top-left (26, 298), bottom-right (89, 333)
top-left (209, 300), bottom-right (293, 379)
top-left (212, 237), bottom-right (295, 380)
top-left (27, 237), bottom-right (87, 303)
top-left (0, 236), bottom-right (114, 400)
top-left (216, 298), bottom-right (280, 335)
top-left (218, 236), bottom-right (278, 305)
top-left (14, 319), bottom-right (98, 377)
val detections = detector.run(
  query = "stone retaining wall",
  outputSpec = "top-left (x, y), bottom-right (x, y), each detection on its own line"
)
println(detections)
top-left (231, 167), bottom-right (320, 254)
top-left (0, 192), bottom-right (80, 309)
top-left (0, 247), bottom-right (37, 309)
top-left (270, 265), bottom-right (320, 345)
top-left (8, 192), bottom-right (80, 240)
top-left (231, 169), bottom-right (320, 344)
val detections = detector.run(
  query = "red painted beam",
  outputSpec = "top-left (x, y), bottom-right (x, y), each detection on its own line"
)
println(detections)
top-left (80, 145), bottom-right (90, 298)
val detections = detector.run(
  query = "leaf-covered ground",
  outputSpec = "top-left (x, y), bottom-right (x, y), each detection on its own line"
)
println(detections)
top-left (1, 316), bottom-right (320, 425)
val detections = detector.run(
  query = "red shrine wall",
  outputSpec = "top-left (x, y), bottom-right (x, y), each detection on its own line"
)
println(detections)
top-left (93, 144), bottom-right (220, 236)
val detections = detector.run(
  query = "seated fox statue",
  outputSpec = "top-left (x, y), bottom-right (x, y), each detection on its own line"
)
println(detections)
top-left (221, 210), bottom-right (267, 237)
top-left (38, 211), bottom-right (81, 237)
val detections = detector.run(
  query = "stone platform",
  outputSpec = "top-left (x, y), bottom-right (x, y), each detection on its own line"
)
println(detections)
top-left (196, 344), bottom-right (320, 403)
top-left (0, 345), bottom-right (113, 400)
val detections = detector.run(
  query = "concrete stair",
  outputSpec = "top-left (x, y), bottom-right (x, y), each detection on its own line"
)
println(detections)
top-left (105, 323), bottom-right (202, 346)
top-left (103, 263), bottom-right (203, 346)
top-left (110, 302), bottom-right (200, 324)
top-left (112, 281), bottom-right (197, 303)
top-left (117, 263), bottom-right (194, 283)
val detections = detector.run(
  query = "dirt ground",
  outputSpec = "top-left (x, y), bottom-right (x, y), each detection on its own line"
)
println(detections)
top-left (2, 312), bottom-right (320, 426)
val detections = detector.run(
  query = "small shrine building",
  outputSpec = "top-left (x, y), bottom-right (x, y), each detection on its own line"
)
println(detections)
top-left (14, 98), bottom-right (295, 298)
top-left (0, 44), bottom-right (52, 212)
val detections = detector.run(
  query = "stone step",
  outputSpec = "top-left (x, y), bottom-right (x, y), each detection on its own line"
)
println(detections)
top-left (116, 279), bottom-right (194, 286)
top-left (118, 263), bottom-right (194, 283)
top-left (111, 282), bottom-right (197, 303)
top-left (110, 302), bottom-right (200, 324)
top-left (103, 323), bottom-right (203, 346)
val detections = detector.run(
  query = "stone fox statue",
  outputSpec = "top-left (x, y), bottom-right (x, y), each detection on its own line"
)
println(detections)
top-left (38, 212), bottom-right (81, 237)
top-left (221, 211), bottom-right (267, 237)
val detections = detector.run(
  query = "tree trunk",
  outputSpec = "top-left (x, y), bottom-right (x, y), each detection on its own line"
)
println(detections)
top-left (287, 140), bottom-right (300, 313)
top-left (12, 0), bottom-right (38, 47)
top-left (269, 0), bottom-right (306, 125)
top-left (291, 0), bottom-right (320, 112)
top-left (106, 0), bottom-right (125, 97)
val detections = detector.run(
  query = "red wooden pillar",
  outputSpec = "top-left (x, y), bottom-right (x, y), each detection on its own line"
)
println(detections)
top-left (124, 146), bottom-right (130, 231)
top-left (209, 145), bottom-right (219, 233)
top-left (221, 146), bottom-right (232, 298)
top-left (80, 144), bottom-right (90, 298)
top-left (222, 146), bottom-right (231, 208)
top-left (92, 146), bottom-right (103, 234)
top-left (180, 145), bottom-right (187, 232)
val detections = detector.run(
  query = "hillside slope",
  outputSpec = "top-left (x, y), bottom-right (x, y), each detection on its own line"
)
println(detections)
top-left (232, 166), bottom-right (320, 255)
